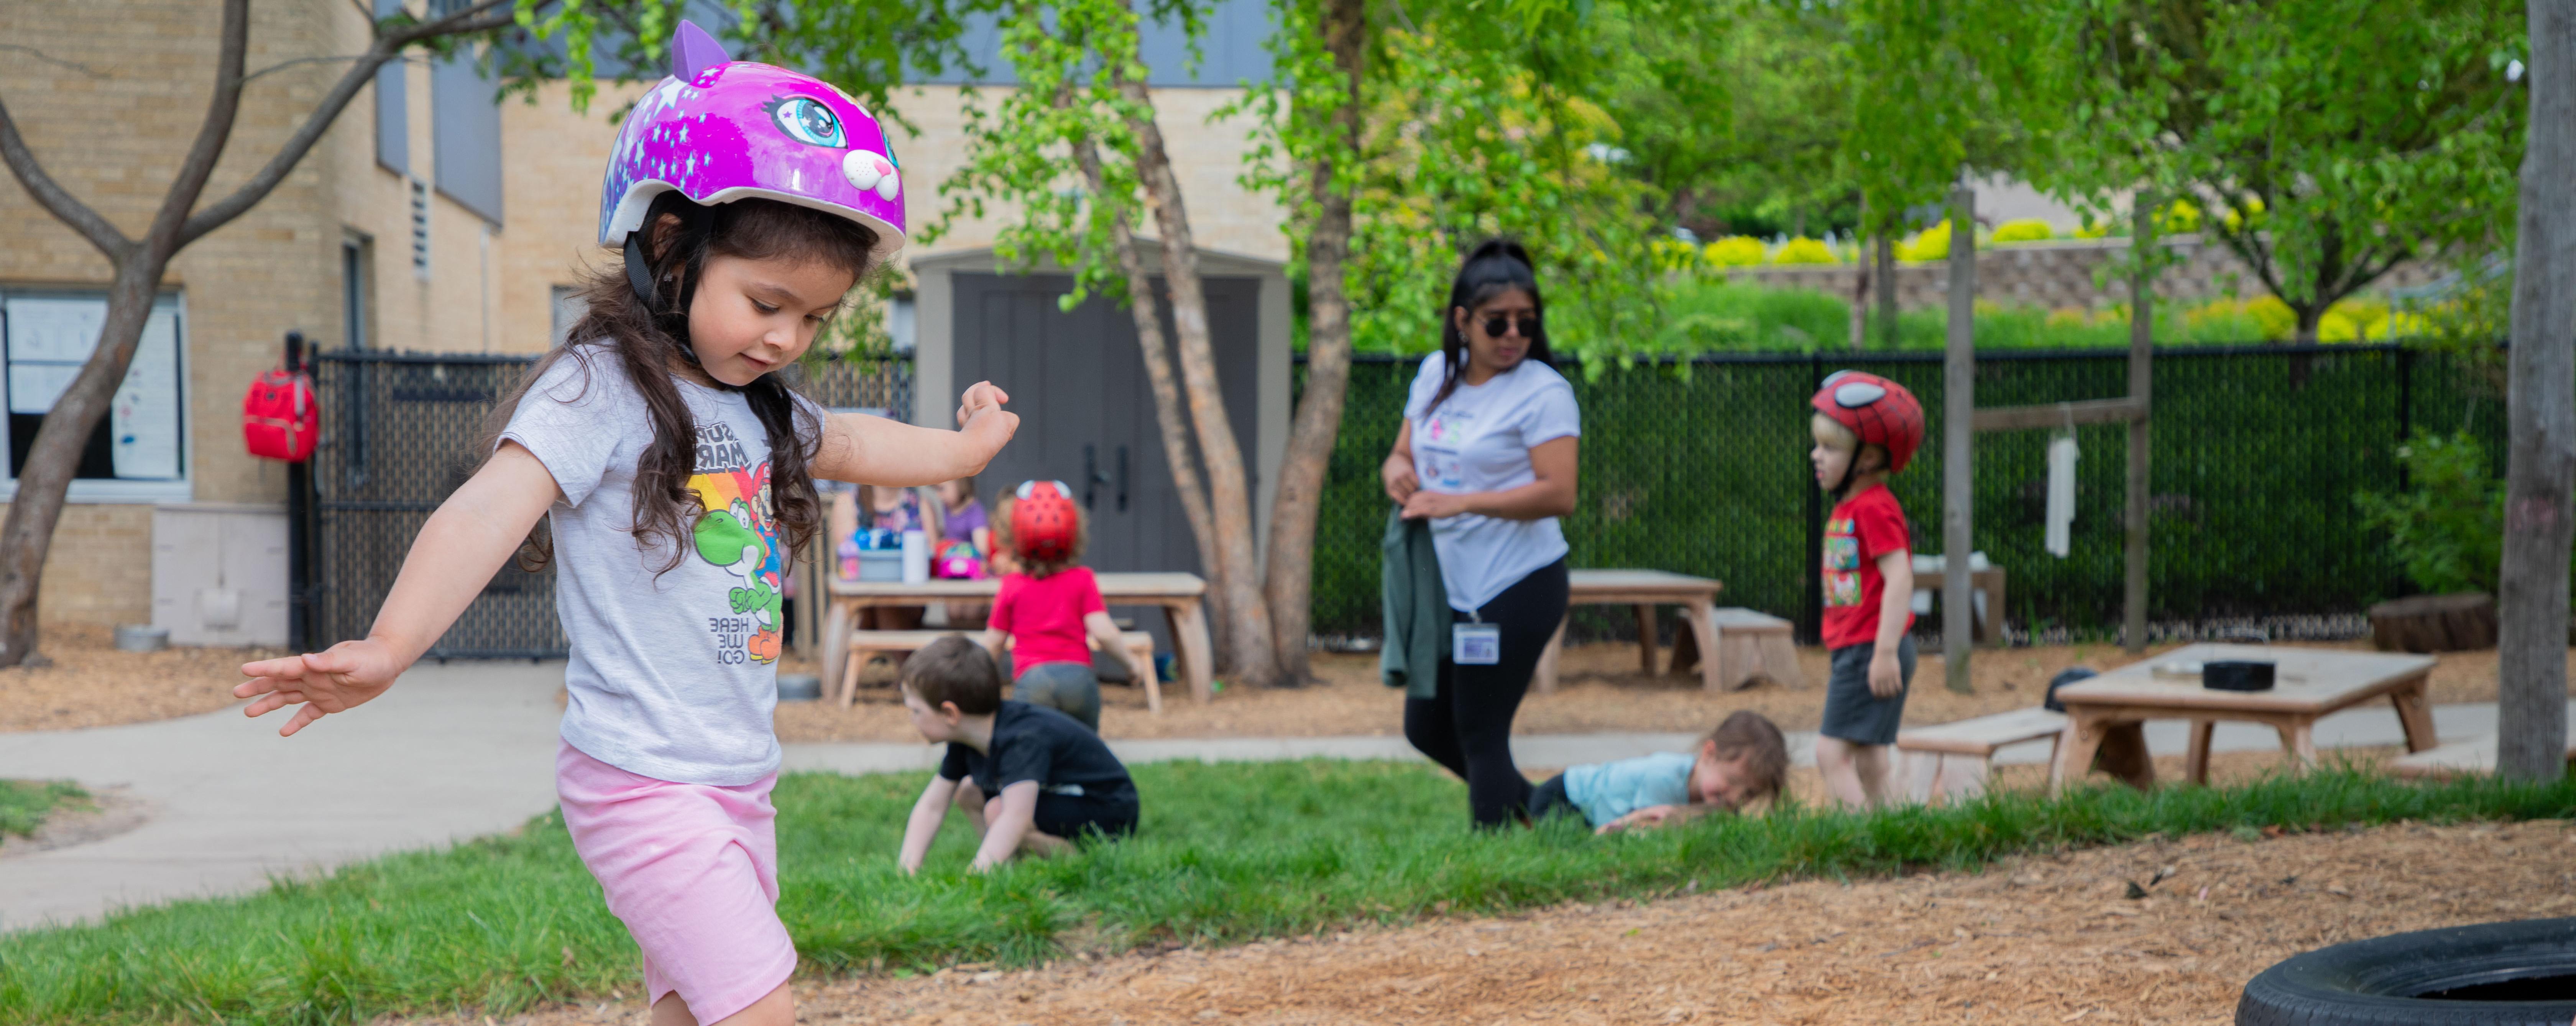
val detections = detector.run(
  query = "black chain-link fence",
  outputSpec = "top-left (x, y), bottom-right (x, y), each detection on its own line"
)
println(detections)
top-left (305, 343), bottom-right (2498, 656)
top-left (306, 350), bottom-right (913, 658)
top-left (1305, 344), bottom-right (2507, 647)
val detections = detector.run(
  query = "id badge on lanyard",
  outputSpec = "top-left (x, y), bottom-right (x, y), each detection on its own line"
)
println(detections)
top-left (1453, 616), bottom-right (1501, 665)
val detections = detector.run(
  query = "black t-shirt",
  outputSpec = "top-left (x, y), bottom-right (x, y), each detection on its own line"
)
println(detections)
top-left (940, 701), bottom-right (1137, 802)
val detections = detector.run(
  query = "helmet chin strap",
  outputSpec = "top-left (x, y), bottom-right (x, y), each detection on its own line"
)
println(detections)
top-left (625, 199), bottom-right (708, 367)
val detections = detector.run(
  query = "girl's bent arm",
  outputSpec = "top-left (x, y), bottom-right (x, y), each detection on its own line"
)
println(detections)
top-left (813, 381), bottom-right (1018, 487)
top-left (899, 775), bottom-right (959, 874)
top-left (236, 442), bottom-right (561, 735)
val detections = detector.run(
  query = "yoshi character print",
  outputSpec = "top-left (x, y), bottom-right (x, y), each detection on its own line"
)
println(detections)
top-left (688, 421), bottom-right (784, 666)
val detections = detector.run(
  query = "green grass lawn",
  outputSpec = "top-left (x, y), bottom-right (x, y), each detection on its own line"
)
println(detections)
top-left (0, 780), bottom-right (86, 840)
top-left (5, 760), bottom-right (2575, 1025)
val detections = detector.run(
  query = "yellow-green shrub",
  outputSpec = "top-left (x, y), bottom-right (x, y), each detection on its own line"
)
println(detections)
top-left (1651, 238), bottom-right (1705, 273)
top-left (1769, 237), bottom-right (1838, 264)
top-left (1896, 220), bottom-right (1952, 262)
top-left (2155, 200), bottom-right (2203, 235)
top-left (1991, 219), bottom-right (2054, 244)
top-left (1704, 236), bottom-right (1766, 268)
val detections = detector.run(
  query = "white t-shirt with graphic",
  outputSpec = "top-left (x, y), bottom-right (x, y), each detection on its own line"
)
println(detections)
top-left (1403, 351), bottom-right (1582, 612)
top-left (501, 348), bottom-right (819, 786)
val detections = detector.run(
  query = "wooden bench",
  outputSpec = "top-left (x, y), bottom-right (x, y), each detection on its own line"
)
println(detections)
top-left (1536, 570), bottom-right (1798, 693)
top-left (1671, 608), bottom-right (1807, 692)
top-left (838, 629), bottom-right (1160, 713)
top-left (1894, 706), bottom-right (2069, 804)
top-left (2387, 733), bottom-right (2576, 779)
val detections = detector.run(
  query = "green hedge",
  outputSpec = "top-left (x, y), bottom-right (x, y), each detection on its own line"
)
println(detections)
top-left (1306, 344), bottom-right (2504, 641)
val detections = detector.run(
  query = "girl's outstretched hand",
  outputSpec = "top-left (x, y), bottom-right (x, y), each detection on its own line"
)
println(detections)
top-left (236, 639), bottom-right (406, 737)
top-left (953, 379), bottom-right (1019, 468)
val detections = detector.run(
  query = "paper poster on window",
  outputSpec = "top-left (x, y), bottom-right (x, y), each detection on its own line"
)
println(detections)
top-left (8, 363), bottom-right (79, 415)
top-left (111, 308), bottom-right (181, 479)
top-left (5, 298), bottom-right (103, 363)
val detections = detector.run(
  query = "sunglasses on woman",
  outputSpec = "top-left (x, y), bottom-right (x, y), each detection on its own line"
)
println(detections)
top-left (1479, 312), bottom-right (1542, 338)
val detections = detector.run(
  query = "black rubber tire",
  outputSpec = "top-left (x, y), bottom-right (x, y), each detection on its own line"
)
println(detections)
top-left (2238, 918), bottom-right (2576, 1025)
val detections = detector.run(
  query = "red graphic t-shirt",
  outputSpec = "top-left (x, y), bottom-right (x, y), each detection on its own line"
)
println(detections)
top-left (1820, 484), bottom-right (1914, 650)
top-left (989, 566), bottom-right (1107, 671)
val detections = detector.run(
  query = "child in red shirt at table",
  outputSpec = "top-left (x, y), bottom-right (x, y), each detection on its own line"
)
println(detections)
top-left (980, 480), bottom-right (1148, 732)
top-left (1808, 371), bottom-right (1925, 809)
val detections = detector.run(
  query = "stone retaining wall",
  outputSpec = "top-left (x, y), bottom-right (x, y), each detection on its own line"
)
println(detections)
top-left (1728, 235), bottom-right (2450, 310)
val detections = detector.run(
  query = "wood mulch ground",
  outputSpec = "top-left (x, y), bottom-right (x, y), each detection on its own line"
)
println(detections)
top-left (414, 749), bottom-right (2576, 1026)
top-left (774, 639), bottom-right (2560, 744)
top-left (0, 622), bottom-right (2559, 740)
top-left (0, 624), bottom-right (284, 732)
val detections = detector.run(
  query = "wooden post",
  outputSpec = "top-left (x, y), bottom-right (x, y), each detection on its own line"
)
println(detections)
top-left (2500, 0), bottom-right (2576, 780)
top-left (1875, 231), bottom-right (1899, 349)
top-left (1943, 184), bottom-right (1976, 694)
top-left (1850, 197), bottom-right (1871, 351)
top-left (2124, 200), bottom-right (2154, 653)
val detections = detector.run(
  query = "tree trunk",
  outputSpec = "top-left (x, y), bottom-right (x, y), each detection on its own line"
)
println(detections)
top-left (1848, 199), bottom-right (1870, 351)
top-left (1942, 184), bottom-right (1975, 694)
top-left (2499, 0), bottom-right (2576, 781)
top-left (1874, 230), bottom-right (1898, 348)
top-left (1069, 138), bottom-right (1224, 643)
top-left (2124, 199), bottom-right (2154, 653)
top-left (2292, 304), bottom-right (2323, 344)
top-left (0, 255), bottom-right (168, 666)
top-left (1259, 0), bottom-right (1365, 686)
top-left (1107, 39), bottom-right (1282, 688)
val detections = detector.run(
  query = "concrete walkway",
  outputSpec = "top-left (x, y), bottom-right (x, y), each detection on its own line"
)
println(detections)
top-left (2, 657), bottom-right (2561, 934)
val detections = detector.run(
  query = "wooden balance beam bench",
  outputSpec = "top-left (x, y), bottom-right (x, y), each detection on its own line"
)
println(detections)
top-left (1894, 706), bottom-right (2070, 804)
top-left (2387, 734), bottom-right (2576, 780)
top-left (838, 630), bottom-right (1162, 713)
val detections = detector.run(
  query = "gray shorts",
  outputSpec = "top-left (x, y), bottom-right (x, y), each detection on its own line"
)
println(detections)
top-left (1013, 662), bottom-right (1101, 732)
top-left (1821, 635), bottom-right (1916, 746)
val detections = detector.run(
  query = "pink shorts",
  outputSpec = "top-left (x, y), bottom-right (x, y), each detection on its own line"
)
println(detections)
top-left (556, 742), bottom-right (795, 1023)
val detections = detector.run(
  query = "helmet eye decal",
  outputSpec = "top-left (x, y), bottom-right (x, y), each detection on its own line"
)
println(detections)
top-left (1833, 381), bottom-right (1887, 408)
top-left (766, 96), bottom-right (845, 148)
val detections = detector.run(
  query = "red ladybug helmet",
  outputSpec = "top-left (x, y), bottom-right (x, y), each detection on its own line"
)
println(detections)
top-left (1810, 370), bottom-right (1925, 473)
top-left (1009, 479), bottom-right (1081, 563)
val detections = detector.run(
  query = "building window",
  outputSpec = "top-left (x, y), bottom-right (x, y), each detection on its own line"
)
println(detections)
top-left (1, 292), bottom-right (188, 502)
top-left (372, 0), bottom-right (408, 174)
top-left (432, 38), bottom-right (504, 224)
top-left (888, 292), bottom-right (916, 353)
top-left (343, 236), bottom-right (373, 350)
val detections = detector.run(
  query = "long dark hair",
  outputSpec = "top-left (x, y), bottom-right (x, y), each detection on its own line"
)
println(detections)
top-left (478, 195), bottom-right (879, 573)
top-left (1427, 238), bottom-right (1552, 413)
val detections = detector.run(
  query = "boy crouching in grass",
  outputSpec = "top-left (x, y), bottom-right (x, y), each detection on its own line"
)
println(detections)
top-left (897, 636), bottom-right (1141, 874)
top-left (1528, 711), bottom-right (1789, 833)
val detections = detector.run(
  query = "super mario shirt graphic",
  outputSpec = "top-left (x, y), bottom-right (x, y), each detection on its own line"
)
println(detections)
top-left (686, 422), bottom-right (785, 666)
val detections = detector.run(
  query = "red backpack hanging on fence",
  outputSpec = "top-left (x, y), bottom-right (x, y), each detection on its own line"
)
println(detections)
top-left (242, 358), bottom-right (318, 463)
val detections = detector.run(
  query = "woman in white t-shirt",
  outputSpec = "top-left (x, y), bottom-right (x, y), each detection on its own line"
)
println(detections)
top-left (1380, 239), bottom-right (1580, 828)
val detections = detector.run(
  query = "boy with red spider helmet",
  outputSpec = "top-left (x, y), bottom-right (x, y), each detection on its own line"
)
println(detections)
top-left (977, 480), bottom-right (1150, 732)
top-left (1808, 370), bottom-right (1923, 809)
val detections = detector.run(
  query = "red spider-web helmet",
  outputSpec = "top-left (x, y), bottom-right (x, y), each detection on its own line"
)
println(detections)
top-left (1010, 480), bottom-right (1080, 563)
top-left (1810, 370), bottom-right (1925, 473)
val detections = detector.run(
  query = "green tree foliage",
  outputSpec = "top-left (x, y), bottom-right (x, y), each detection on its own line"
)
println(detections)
top-left (2045, 0), bottom-right (2525, 341)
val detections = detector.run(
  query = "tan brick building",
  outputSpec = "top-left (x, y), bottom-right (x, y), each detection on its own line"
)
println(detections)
top-left (0, 1), bottom-right (1281, 635)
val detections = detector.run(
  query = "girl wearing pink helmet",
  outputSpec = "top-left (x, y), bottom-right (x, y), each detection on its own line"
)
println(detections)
top-left (235, 23), bottom-right (1018, 1026)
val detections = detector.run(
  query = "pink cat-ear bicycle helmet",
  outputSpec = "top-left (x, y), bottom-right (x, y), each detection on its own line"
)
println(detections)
top-left (597, 20), bottom-right (905, 257)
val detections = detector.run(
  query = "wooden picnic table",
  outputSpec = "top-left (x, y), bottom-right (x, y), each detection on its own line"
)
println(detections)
top-left (2045, 643), bottom-right (2438, 795)
top-left (821, 572), bottom-right (1215, 704)
top-left (1532, 569), bottom-right (1784, 694)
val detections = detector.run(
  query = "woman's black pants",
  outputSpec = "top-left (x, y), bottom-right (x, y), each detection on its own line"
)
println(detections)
top-left (1403, 558), bottom-right (1569, 827)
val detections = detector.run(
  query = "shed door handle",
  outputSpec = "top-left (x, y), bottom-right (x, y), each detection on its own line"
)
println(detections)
top-left (1116, 445), bottom-right (1129, 512)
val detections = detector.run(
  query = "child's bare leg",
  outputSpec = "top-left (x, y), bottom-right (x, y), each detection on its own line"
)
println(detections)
top-left (1815, 736), bottom-right (1870, 809)
top-left (1848, 743), bottom-right (1893, 808)
top-left (1020, 829), bottom-right (1074, 859)
top-left (651, 982), bottom-right (793, 1026)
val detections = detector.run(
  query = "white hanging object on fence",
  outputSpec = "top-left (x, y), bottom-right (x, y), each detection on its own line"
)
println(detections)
top-left (2044, 432), bottom-right (2080, 558)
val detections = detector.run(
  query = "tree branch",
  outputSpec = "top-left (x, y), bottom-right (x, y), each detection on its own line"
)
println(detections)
top-left (0, 92), bottom-right (131, 257)
top-left (146, 0), bottom-right (255, 254)
top-left (178, 0), bottom-right (525, 247)
top-left (240, 53), bottom-right (414, 88)
top-left (0, 44), bottom-right (107, 78)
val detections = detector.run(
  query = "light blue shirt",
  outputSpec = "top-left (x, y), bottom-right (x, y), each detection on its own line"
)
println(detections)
top-left (1563, 751), bottom-right (1694, 827)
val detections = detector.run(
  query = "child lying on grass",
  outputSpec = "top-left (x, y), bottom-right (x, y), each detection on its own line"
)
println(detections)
top-left (897, 636), bottom-right (1140, 873)
top-left (1528, 710), bottom-right (1789, 833)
